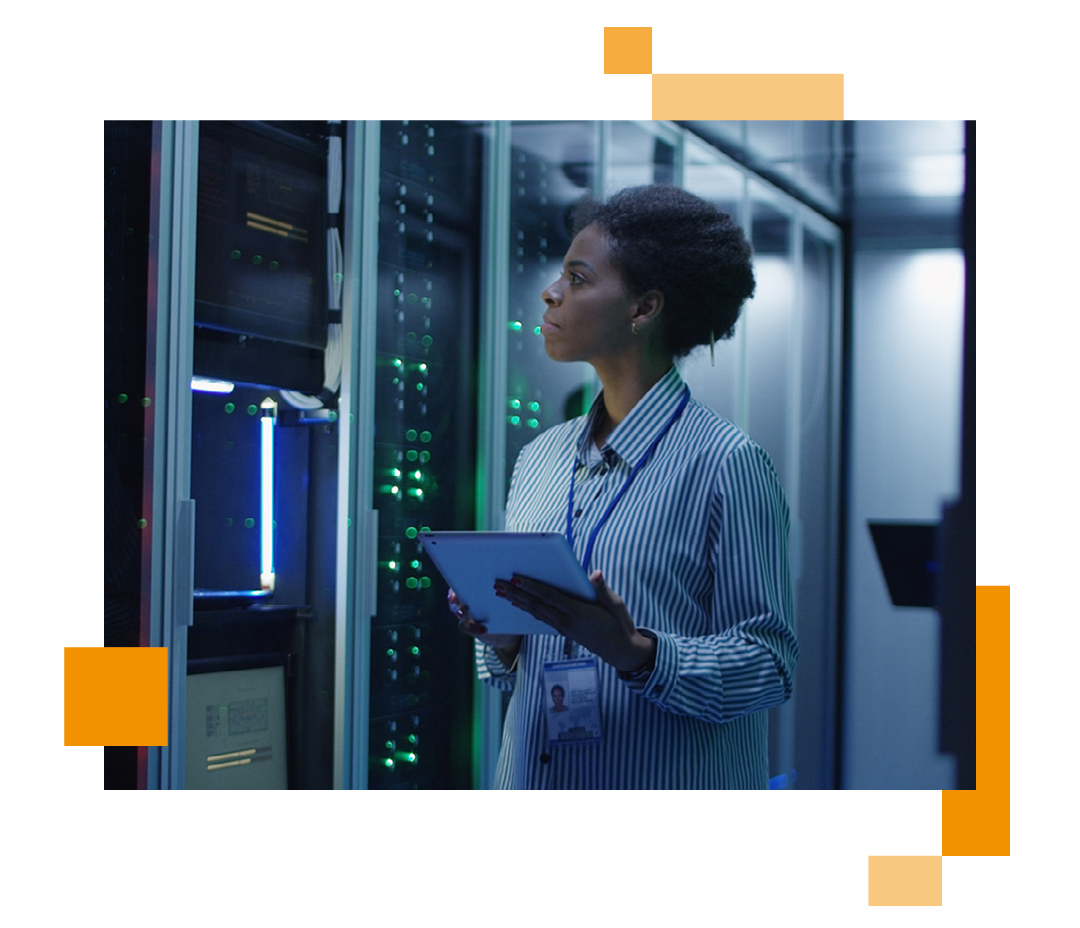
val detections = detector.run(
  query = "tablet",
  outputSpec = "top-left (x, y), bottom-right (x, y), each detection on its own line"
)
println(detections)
top-left (418, 531), bottom-right (596, 635)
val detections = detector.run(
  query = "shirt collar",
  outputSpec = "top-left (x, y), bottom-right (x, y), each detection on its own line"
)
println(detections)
top-left (576, 367), bottom-right (688, 467)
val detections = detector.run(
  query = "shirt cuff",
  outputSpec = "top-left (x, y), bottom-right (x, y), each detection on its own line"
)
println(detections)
top-left (618, 628), bottom-right (658, 687)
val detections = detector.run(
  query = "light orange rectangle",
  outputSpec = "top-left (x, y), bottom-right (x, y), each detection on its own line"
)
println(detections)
top-left (942, 586), bottom-right (1010, 856)
top-left (65, 647), bottom-right (168, 746)
top-left (652, 73), bottom-right (843, 120)
top-left (868, 856), bottom-right (942, 906)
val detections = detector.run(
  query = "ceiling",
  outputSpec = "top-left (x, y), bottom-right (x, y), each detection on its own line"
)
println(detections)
top-left (680, 120), bottom-right (967, 248)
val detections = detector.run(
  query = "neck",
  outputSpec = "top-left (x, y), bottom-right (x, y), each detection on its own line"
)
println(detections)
top-left (591, 353), bottom-right (673, 446)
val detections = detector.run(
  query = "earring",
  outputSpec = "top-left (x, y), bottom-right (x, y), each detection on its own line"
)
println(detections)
top-left (631, 322), bottom-right (639, 335)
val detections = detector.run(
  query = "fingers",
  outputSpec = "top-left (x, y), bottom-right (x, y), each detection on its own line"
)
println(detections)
top-left (448, 589), bottom-right (487, 635)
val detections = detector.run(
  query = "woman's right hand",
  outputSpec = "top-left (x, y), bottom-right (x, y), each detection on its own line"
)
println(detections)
top-left (448, 588), bottom-right (522, 652)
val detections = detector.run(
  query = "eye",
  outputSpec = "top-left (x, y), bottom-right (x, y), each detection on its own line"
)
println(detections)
top-left (567, 270), bottom-right (585, 286)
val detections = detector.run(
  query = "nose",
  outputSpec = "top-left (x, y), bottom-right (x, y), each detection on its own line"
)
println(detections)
top-left (542, 278), bottom-right (561, 306)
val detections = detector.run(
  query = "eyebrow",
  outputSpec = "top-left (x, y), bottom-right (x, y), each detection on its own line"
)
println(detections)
top-left (565, 259), bottom-right (597, 274)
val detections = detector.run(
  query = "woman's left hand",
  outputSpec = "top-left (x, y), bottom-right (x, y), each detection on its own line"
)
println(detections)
top-left (494, 570), bottom-right (655, 673)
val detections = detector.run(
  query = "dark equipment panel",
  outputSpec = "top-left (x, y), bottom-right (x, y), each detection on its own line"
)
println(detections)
top-left (367, 122), bottom-right (482, 788)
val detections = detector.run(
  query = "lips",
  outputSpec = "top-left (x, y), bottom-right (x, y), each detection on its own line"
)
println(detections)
top-left (540, 315), bottom-right (558, 333)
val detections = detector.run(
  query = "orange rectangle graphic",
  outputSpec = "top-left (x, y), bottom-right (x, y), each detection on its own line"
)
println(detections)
top-left (941, 586), bottom-right (1010, 856)
top-left (65, 647), bottom-right (169, 747)
top-left (652, 73), bottom-right (843, 120)
top-left (868, 856), bottom-right (943, 906)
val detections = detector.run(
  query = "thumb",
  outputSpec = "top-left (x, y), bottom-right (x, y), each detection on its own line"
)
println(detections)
top-left (589, 570), bottom-right (619, 607)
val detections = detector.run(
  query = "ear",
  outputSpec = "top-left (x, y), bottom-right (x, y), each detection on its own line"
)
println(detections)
top-left (631, 289), bottom-right (665, 328)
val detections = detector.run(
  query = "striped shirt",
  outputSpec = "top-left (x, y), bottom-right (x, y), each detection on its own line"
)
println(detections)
top-left (477, 366), bottom-right (797, 789)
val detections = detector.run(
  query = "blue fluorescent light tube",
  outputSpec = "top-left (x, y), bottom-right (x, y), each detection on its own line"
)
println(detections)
top-left (260, 398), bottom-right (277, 592)
top-left (191, 378), bottom-right (235, 394)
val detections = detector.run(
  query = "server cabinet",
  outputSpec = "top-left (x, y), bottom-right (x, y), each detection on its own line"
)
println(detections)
top-left (364, 121), bottom-right (484, 788)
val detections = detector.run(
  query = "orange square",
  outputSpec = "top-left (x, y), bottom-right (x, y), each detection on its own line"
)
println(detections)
top-left (65, 647), bottom-right (168, 746)
top-left (604, 27), bottom-right (652, 74)
top-left (868, 856), bottom-right (942, 906)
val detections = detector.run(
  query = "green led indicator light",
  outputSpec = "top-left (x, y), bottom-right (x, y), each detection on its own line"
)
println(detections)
top-left (419, 363), bottom-right (428, 372)
top-left (410, 560), bottom-right (421, 569)
top-left (509, 399), bottom-right (521, 409)
top-left (534, 326), bottom-right (542, 335)
top-left (529, 402), bottom-right (540, 411)
top-left (406, 450), bottom-right (418, 462)
top-left (406, 577), bottom-right (419, 589)
top-left (247, 405), bottom-right (258, 416)
top-left (527, 419), bottom-right (539, 428)
top-left (406, 429), bottom-right (418, 441)
top-left (118, 393), bottom-right (129, 404)
top-left (244, 518), bottom-right (255, 528)
top-left (252, 255), bottom-right (263, 265)
top-left (416, 382), bottom-right (425, 392)
top-left (141, 397), bottom-right (152, 408)
top-left (137, 518), bottom-right (147, 529)
top-left (405, 527), bottom-right (418, 539)
top-left (509, 415), bottom-right (520, 426)
top-left (394, 288), bottom-right (402, 297)
top-left (509, 320), bottom-right (523, 331)
top-left (269, 260), bottom-right (280, 271)
top-left (419, 451), bottom-right (431, 463)
top-left (421, 335), bottom-right (433, 347)
top-left (387, 649), bottom-right (396, 657)
top-left (385, 740), bottom-right (395, 751)
top-left (231, 250), bottom-right (242, 260)
top-left (384, 758), bottom-right (395, 768)
top-left (333, 272), bottom-right (343, 283)
top-left (394, 358), bottom-right (404, 368)
top-left (408, 734), bottom-right (418, 744)
top-left (411, 646), bottom-right (420, 656)
top-left (420, 577), bottom-right (431, 588)
top-left (224, 402), bottom-right (235, 414)
top-left (411, 470), bottom-right (422, 480)
top-left (420, 431), bottom-right (431, 442)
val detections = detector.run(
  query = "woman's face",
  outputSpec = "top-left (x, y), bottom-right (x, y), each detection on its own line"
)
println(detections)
top-left (540, 223), bottom-right (639, 365)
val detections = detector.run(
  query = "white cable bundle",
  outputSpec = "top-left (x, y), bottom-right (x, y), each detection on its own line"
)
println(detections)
top-left (281, 129), bottom-right (344, 412)
top-left (327, 134), bottom-right (343, 215)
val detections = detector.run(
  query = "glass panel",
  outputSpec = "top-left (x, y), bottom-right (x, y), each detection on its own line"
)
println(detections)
top-left (744, 189), bottom-right (794, 492)
top-left (505, 121), bottom-right (599, 495)
top-left (607, 120), bottom-right (677, 191)
top-left (794, 122), bottom-right (842, 212)
top-left (793, 225), bottom-right (839, 789)
top-left (679, 141), bottom-right (746, 423)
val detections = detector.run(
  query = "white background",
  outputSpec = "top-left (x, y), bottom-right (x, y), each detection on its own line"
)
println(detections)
top-left (7, 1), bottom-right (1072, 923)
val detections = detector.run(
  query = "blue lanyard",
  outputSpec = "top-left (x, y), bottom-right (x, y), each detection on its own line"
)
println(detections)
top-left (566, 386), bottom-right (690, 573)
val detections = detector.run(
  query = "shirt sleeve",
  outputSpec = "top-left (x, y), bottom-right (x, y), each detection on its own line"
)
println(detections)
top-left (632, 440), bottom-right (798, 724)
top-left (475, 638), bottom-right (517, 692)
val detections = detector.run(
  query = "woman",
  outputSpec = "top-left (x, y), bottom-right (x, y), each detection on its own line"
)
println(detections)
top-left (452, 184), bottom-right (797, 789)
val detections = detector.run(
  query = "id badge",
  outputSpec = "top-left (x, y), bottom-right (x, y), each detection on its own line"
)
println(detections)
top-left (542, 658), bottom-right (602, 746)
